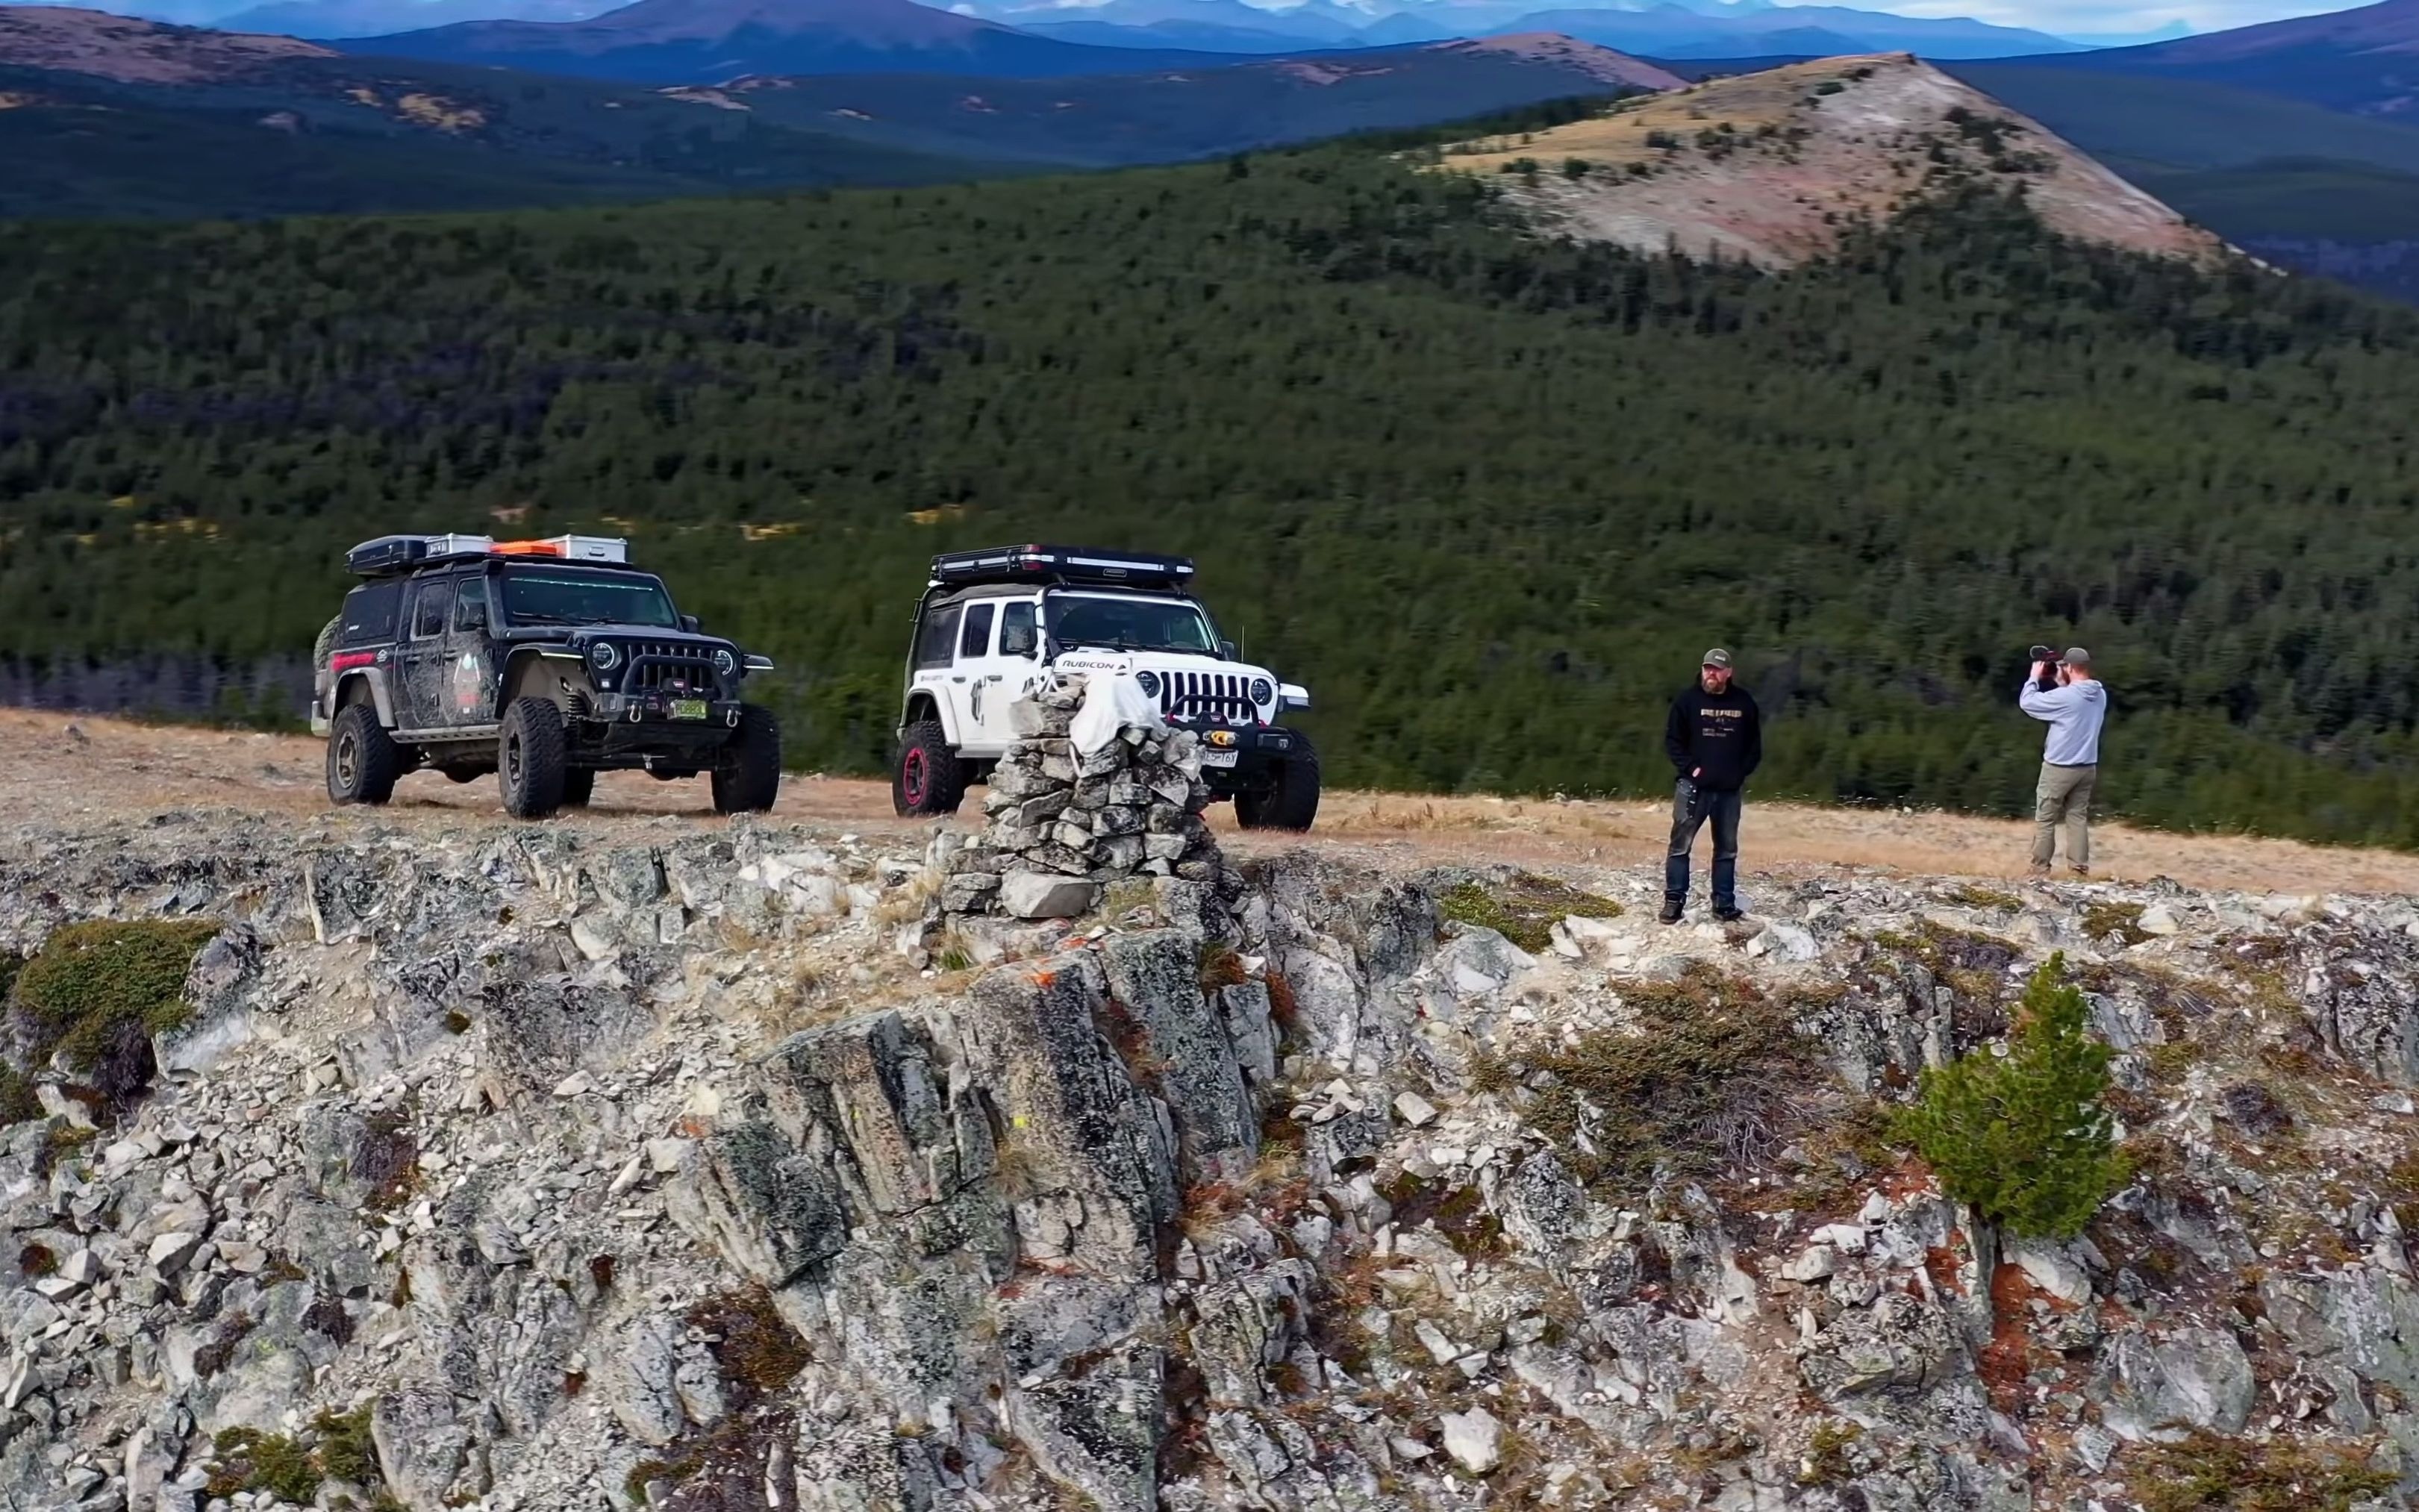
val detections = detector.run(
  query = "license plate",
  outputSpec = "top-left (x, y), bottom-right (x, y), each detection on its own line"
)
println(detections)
top-left (669, 699), bottom-right (709, 722)
top-left (1202, 749), bottom-right (1239, 769)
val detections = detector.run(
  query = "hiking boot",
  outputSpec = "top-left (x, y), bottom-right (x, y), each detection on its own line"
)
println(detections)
top-left (1658, 899), bottom-right (1685, 925)
top-left (2070, 865), bottom-right (2091, 880)
top-left (2028, 862), bottom-right (2051, 879)
top-left (1713, 906), bottom-right (1745, 923)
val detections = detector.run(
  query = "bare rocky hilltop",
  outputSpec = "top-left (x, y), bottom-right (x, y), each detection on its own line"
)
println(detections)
top-left (7, 713), bottom-right (2419, 1510)
top-left (1441, 54), bottom-right (2226, 269)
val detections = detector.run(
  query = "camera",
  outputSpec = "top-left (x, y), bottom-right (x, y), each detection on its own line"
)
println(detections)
top-left (2029, 645), bottom-right (2060, 693)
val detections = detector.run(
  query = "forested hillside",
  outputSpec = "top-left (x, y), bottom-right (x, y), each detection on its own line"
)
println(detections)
top-left (4, 140), bottom-right (2418, 845)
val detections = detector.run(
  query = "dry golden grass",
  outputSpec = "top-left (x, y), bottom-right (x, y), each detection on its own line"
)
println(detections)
top-left (7, 710), bottom-right (2418, 897)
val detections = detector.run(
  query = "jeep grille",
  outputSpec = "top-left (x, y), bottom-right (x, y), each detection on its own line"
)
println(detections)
top-left (623, 643), bottom-right (723, 696)
top-left (1158, 672), bottom-right (1258, 725)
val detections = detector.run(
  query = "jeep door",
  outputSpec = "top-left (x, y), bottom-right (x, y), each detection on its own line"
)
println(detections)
top-left (442, 575), bottom-right (499, 726)
top-left (960, 598), bottom-right (1046, 753)
top-left (943, 601), bottom-right (1000, 756)
top-left (397, 575), bottom-right (457, 730)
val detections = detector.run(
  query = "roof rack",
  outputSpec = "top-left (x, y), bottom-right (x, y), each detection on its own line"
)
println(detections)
top-left (346, 534), bottom-right (629, 577)
top-left (929, 545), bottom-right (1195, 593)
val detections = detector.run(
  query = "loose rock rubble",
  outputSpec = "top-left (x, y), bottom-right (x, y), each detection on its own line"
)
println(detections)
top-left (4, 807), bottom-right (2419, 1511)
top-left (940, 680), bottom-right (1231, 922)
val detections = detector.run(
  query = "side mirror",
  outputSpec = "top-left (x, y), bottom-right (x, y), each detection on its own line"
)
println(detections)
top-left (1001, 625), bottom-right (1037, 658)
top-left (1219, 639), bottom-right (1238, 662)
top-left (680, 614), bottom-right (701, 634)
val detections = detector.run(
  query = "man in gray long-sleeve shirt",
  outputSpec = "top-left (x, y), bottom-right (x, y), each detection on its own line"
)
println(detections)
top-left (2020, 646), bottom-right (2108, 877)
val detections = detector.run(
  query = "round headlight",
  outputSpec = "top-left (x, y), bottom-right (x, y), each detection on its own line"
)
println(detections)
top-left (714, 648), bottom-right (737, 678)
top-left (1134, 670), bottom-right (1161, 698)
top-left (1250, 678), bottom-right (1273, 706)
top-left (590, 642), bottom-right (619, 671)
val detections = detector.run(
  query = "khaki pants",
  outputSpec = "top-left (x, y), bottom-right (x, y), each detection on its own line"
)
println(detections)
top-left (2032, 762), bottom-right (2097, 871)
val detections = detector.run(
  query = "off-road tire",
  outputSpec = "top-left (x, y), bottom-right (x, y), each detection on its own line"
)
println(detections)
top-left (893, 719), bottom-right (966, 817)
top-left (1235, 734), bottom-right (1320, 832)
top-left (560, 769), bottom-right (596, 808)
top-left (326, 704), bottom-right (400, 807)
top-left (499, 697), bottom-right (569, 819)
top-left (713, 705), bottom-right (782, 815)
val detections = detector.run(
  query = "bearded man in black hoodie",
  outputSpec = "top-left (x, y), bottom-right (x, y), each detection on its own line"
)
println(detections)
top-left (1661, 648), bottom-right (1763, 925)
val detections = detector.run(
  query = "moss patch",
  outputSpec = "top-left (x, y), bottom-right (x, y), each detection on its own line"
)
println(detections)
top-left (2135, 1430), bottom-right (2396, 1511)
top-left (1508, 965), bottom-right (1813, 1190)
top-left (1439, 873), bottom-right (1621, 954)
top-left (2082, 902), bottom-right (2153, 949)
top-left (686, 1286), bottom-right (811, 1407)
top-left (8, 920), bottom-right (217, 1119)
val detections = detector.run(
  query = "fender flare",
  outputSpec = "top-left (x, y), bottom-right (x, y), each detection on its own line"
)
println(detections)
top-left (502, 646), bottom-right (579, 707)
top-left (901, 690), bottom-right (957, 745)
top-left (331, 667), bottom-right (398, 728)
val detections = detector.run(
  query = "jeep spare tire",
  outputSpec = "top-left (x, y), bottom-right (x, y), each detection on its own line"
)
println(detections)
top-left (325, 703), bottom-right (400, 807)
top-left (312, 615), bottom-right (341, 709)
top-left (1235, 732), bottom-right (1320, 832)
top-left (499, 697), bottom-right (569, 819)
top-left (712, 704), bottom-right (783, 815)
top-left (893, 719), bottom-right (966, 817)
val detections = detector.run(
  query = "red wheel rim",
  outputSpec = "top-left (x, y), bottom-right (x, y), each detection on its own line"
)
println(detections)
top-left (902, 749), bottom-right (926, 805)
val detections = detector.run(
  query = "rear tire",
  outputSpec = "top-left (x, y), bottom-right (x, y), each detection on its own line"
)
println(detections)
top-left (1235, 734), bottom-right (1320, 832)
top-left (712, 705), bottom-right (782, 815)
top-left (893, 719), bottom-right (966, 817)
top-left (326, 704), bottom-right (399, 807)
top-left (560, 769), bottom-right (596, 808)
top-left (499, 698), bottom-right (569, 819)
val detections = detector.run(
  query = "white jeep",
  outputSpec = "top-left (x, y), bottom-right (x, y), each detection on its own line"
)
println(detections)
top-left (892, 546), bottom-right (1320, 830)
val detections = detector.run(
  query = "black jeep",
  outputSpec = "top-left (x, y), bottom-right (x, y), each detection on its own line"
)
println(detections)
top-left (311, 534), bottom-right (782, 819)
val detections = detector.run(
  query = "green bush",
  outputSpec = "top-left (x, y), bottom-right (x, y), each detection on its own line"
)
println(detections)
top-left (10, 919), bottom-right (219, 1071)
top-left (1895, 954), bottom-right (2128, 1239)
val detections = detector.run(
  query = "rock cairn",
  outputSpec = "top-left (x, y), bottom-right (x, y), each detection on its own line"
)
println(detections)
top-left (941, 678), bottom-right (1224, 920)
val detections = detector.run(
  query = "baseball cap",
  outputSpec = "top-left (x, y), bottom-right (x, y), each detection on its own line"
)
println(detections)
top-left (2061, 647), bottom-right (2091, 666)
top-left (1702, 648), bottom-right (1733, 669)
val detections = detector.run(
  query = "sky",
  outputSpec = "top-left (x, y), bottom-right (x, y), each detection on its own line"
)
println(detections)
top-left (1885, 0), bottom-right (2365, 33)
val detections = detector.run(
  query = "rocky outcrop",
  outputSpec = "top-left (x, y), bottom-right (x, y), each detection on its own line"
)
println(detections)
top-left (6, 809), bottom-right (2419, 1510)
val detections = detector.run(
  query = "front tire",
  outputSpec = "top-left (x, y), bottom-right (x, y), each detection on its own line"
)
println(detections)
top-left (326, 704), bottom-right (400, 807)
top-left (499, 698), bottom-right (569, 819)
top-left (1235, 734), bottom-right (1320, 832)
top-left (712, 705), bottom-right (782, 815)
top-left (893, 719), bottom-right (966, 817)
top-left (560, 769), bottom-right (596, 808)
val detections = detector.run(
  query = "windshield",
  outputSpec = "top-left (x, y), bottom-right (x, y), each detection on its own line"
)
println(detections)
top-left (1047, 592), bottom-right (1217, 655)
top-left (499, 568), bottom-right (678, 629)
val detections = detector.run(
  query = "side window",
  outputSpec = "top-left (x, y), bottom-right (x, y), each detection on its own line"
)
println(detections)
top-left (958, 603), bottom-right (996, 661)
top-left (914, 605), bottom-right (962, 670)
top-left (999, 601), bottom-right (1038, 659)
top-left (411, 579), bottom-right (450, 640)
top-left (452, 577), bottom-right (490, 634)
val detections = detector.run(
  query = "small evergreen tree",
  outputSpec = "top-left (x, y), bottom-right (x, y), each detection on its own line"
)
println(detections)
top-left (1896, 954), bottom-right (2129, 1240)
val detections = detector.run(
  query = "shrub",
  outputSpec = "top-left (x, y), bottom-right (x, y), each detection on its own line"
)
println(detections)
top-left (1895, 955), bottom-right (2128, 1239)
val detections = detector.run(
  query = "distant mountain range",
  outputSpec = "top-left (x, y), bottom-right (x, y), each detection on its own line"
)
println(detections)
top-left (1987, 0), bottom-right (2419, 116)
top-left (9, 0), bottom-right (2125, 52)
top-left (684, 32), bottom-right (1684, 165)
top-left (0, 4), bottom-right (1687, 216)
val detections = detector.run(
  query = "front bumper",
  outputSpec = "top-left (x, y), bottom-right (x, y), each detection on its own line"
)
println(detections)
top-left (1186, 722), bottom-right (1303, 790)
top-left (574, 695), bottom-right (746, 761)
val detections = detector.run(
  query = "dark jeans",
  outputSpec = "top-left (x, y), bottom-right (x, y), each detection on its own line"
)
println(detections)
top-left (1664, 778), bottom-right (1742, 911)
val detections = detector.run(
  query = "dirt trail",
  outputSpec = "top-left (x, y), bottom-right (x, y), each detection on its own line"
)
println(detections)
top-left (5, 708), bottom-right (2415, 896)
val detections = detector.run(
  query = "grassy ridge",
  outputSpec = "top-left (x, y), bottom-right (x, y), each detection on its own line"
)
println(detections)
top-left (5, 146), bottom-right (2419, 844)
